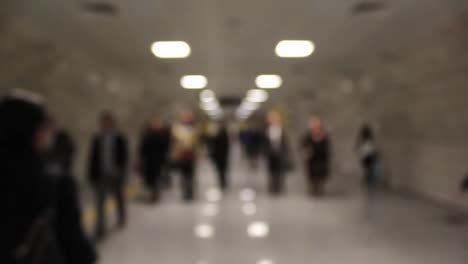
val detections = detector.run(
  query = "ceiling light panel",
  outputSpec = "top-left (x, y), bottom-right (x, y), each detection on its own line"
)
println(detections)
top-left (181, 75), bottom-right (208, 89)
top-left (151, 41), bottom-right (191, 59)
top-left (275, 40), bottom-right (315, 58)
top-left (256, 75), bottom-right (283, 89)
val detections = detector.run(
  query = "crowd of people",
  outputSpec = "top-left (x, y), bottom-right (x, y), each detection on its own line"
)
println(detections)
top-left (1, 89), bottom-right (383, 264)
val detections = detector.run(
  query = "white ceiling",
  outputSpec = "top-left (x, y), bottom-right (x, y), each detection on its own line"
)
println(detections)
top-left (3, 0), bottom-right (466, 101)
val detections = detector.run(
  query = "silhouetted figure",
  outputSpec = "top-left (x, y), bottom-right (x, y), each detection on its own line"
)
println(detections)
top-left (245, 127), bottom-right (263, 169)
top-left (139, 116), bottom-right (171, 203)
top-left (208, 123), bottom-right (230, 191)
top-left (88, 112), bottom-right (128, 240)
top-left (263, 111), bottom-right (290, 195)
top-left (1, 90), bottom-right (96, 264)
top-left (44, 117), bottom-right (75, 176)
top-left (461, 174), bottom-right (468, 192)
top-left (45, 117), bottom-right (97, 264)
top-left (171, 110), bottom-right (199, 201)
top-left (302, 117), bottom-right (331, 197)
top-left (356, 125), bottom-right (380, 190)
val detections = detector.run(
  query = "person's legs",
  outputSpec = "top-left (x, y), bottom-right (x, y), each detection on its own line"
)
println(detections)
top-left (182, 162), bottom-right (195, 201)
top-left (161, 162), bottom-right (172, 190)
top-left (216, 160), bottom-right (228, 191)
top-left (268, 156), bottom-right (282, 195)
top-left (150, 165), bottom-right (162, 203)
top-left (112, 177), bottom-right (127, 228)
top-left (94, 181), bottom-right (107, 239)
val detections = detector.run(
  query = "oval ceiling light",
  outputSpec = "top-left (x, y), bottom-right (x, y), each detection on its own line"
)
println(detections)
top-left (246, 89), bottom-right (269, 103)
top-left (256, 75), bottom-right (283, 89)
top-left (241, 100), bottom-right (260, 111)
top-left (275, 40), bottom-right (315, 58)
top-left (200, 100), bottom-right (220, 111)
top-left (181, 75), bottom-right (208, 89)
top-left (200, 89), bottom-right (216, 102)
top-left (151, 41), bottom-right (191, 59)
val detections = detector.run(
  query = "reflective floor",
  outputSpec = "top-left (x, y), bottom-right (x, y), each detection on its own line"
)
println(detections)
top-left (98, 146), bottom-right (468, 264)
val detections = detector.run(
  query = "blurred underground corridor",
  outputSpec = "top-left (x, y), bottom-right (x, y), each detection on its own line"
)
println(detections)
top-left (2, 0), bottom-right (468, 264)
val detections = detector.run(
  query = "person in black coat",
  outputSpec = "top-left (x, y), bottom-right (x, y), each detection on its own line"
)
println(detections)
top-left (0, 91), bottom-right (62, 264)
top-left (301, 116), bottom-right (331, 197)
top-left (44, 117), bottom-right (75, 176)
top-left (88, 111), bottom-right (128, 240)
top-left (1, 90), bottom-right (97, 264)
top-left (263, 111), bottom-right (290, 196)
top-left (138, 116), bottom-right (171, 202)
top-left (54, 174), bottom-right (97, 264)
top-left (208, 123), bottom-right (230, 191)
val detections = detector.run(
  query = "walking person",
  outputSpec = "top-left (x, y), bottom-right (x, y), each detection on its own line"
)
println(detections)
top-left (301, 116), bottom-right (331, 197)
top-left (207, 123), bottom-right (230, 191)
top-left (43, 117), bottom-right (75, 176)
top-left (170, 109), bottom-right (199, 201)
top-left (263, 111), bottom-right (290, 196)
top-left (138, 116), bottom-right (171, 203)
top-left (356, 124), bottom-right (380, 191)
top-left (1, 90), bottom-right (96, 264)
top-left (88, 111), bottom-right (129, 240)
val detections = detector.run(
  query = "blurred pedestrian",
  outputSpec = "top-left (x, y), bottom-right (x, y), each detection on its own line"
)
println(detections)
top-left (170, 109), bottom-right (200, 201)
top-left (301, 116), bottom-right (331, 197)
top-left (207, 122), bottom-right (230, 191)
top-left (138, 116), bottom-right (171, 203)
top-left (263, 111), bottom-right (290, 195)
top-left (43, 117), bottom-right (75, 176)
top-left (88, 111), bottom-right (128, 240)
top-left (356, 124), bottom-right (380, 191)
top-left (1, 90), bottom-right (96, 264)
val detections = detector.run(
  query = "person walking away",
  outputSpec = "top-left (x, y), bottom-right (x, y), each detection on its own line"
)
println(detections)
top-left (88, 111), bottom-right (129, 241)
top-left (301, 116), bottom-right (331, 197)
top-left (139, 116), bottom-right (171, 203)
top-left (356, 125), bottom-right (380, 191)
top-left (170, 110), bottom-right (199, 201)
top-left (208, 123), bottom-right (230, 191)
top-left (44, 116), bottom-right (97, 264)
top-left (263, 111), bottom-right (290, 196)
top-left (43, 117), bottom-right (75, 176)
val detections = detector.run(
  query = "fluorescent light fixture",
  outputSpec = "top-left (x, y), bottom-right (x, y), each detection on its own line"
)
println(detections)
top-left (200, 89), bottom-right (216, 102)
top-left (247, 222), bottom-right (270, 238)
top-left (246, 89), bottom-right (268, 103)
top-left (242, 203), bottom-right (257, 216)
top-left (236, 108), bottom-right (252, 119)
top-left (256, 75), bottom-right (283, 89)
top-left (200, 100), bottom-right (220, 111)
top-left (240, 100), bottom-right (260, 111)
top-left (275, 40), bottom-right (315, 58)
top-left (239, 188), bottom-right (256, 202)
top-left (207, 107), bottom-right (223, 116)
top-left (195, 224), bottom-right (215, 238)
top-left (151, 41), bottom-right (191, 58)
top-left (205, 188), bottom-right (222, 202)
top-left (181, 75), bottom-right (208, 89)
top-left (257, 259), bottom-right (274, 264)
